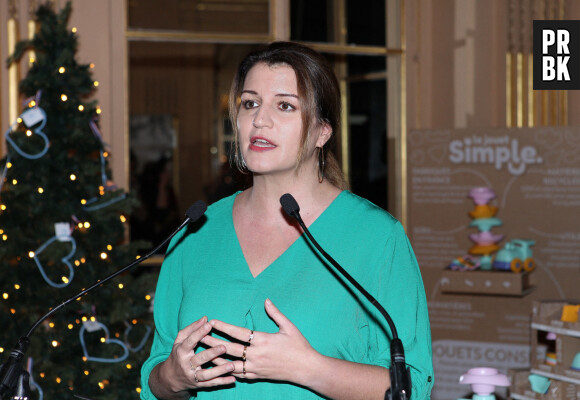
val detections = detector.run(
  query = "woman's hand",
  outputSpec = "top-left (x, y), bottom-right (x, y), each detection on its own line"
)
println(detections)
top-left (198, 300), bottom-right (391, 400)
top-left (151, 316), bottom-right (236, 399)
top-left (200, 299), bottom-right (317, 385)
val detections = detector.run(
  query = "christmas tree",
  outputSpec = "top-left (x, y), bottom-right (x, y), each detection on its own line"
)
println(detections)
top-left (0, 2), bottom-right (156, 398)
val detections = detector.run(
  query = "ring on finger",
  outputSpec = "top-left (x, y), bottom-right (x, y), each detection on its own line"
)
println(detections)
top-left (193, 365), bottom-right (201, 383)
top-left (248, 330), bottom-right (254, 344)
top-left (242, 345), bottom-right (247, 362)
top-left (190, 359), bottom-right (195, 371)
top-left (242, 360), bottom-right (246, 376)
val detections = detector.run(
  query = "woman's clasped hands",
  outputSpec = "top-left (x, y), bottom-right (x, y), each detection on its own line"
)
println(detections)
top-left (159, 298), bottom-right (317, 395)
top-left (202, 298), bottom-right (317, 385)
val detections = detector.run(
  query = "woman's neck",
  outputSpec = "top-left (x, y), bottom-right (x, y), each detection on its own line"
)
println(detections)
top-left (240, 172), bottom-right (341, 227)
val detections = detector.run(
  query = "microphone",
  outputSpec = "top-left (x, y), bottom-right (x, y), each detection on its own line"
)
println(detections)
top-left (0, 200), bottom-right (207, 399)
top-left (280, 193), bottom-right (411, 400)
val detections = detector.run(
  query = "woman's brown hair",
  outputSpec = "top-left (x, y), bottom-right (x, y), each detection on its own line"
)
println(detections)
top-left (229, 41), bottom-right (348, 190)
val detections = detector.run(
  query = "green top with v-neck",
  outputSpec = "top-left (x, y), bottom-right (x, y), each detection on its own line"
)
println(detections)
top-left (140, 191), bottom-right (434, 399)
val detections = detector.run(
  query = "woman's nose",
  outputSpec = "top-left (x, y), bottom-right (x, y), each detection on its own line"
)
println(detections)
top-left (252, 106), bottom-right (273, 128)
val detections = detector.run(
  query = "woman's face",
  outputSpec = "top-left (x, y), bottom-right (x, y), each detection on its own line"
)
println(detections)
top-left (236, 62), bottom-right (329, 177)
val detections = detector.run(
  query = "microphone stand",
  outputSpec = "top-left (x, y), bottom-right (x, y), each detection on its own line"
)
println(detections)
top-left (280, 194), bottom-right (411, 400)
top-left (0, 201), bottom-right (207, 399)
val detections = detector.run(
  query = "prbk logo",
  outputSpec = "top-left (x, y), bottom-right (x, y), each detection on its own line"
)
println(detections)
top-left (533, 20), bottom-right (580, 90)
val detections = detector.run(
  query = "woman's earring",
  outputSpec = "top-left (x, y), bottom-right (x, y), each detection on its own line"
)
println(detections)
top-left (238, 150), bottom-right (248, 172)
top-left (317, 147), bottom-right (325, 183)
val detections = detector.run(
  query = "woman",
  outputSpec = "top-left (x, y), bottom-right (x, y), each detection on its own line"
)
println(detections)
top-left (141, 41), bottom-right (433, 399)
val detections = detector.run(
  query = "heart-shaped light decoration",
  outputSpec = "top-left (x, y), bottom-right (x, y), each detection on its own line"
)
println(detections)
top-left (79, 321), bottom-right (129, 363)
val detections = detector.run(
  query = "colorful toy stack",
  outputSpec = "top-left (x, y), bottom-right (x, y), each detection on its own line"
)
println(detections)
top-left (466, 187), bottom-right (504, 270)
top-left (448, 187), bottom-right (502, 270)
top-left (448, 187), bottom-right (536, 273)
top-left (457, 367), bottom-right (510, 400)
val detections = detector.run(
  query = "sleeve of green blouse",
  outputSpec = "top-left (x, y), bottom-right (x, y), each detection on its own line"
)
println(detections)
top-left (367, 221), bottom-right (434, 399)
top-left (140, 233), bottom-right (185, 400)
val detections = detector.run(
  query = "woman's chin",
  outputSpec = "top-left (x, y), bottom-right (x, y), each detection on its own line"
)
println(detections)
top-left (247, 166), bottom-right (296, 179)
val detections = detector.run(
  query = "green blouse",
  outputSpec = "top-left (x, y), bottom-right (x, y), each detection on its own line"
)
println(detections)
top-left (140, 191), bottom-right (433, 399)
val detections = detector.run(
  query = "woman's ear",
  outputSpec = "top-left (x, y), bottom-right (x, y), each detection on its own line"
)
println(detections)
top-left (315, 122), bottom-right (333, 148)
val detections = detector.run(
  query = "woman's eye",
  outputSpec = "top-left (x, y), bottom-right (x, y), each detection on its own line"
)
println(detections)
top-left (279, 102), bottom-right (296, 112)
top-left (243, 100), bottom-right (258, 109)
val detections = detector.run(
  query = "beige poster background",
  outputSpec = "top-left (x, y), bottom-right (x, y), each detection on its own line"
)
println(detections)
top-left (407, 127), bottom-right (580, 399)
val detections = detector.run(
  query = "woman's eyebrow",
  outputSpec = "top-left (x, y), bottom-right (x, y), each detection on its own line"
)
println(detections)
top-left (241, 89), bottom-right (298, 99)
top-left (275, 93), bottom-right (299, 99)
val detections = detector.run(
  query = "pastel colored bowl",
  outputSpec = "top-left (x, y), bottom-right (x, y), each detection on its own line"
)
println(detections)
top-left (468, 187), bottom-right (496, 205)
top-left (528, 374), bottom-right (551, 394)
top-left (469, 244), bottom-right (500, 255)
top-left (571, 352), bottom-right (580, 371)
top-left (469, 231), bottom-right (504, 245)
top-left (469, 217), bottom-right (503, 232)
top-left (459, 367), bottom-right (510, 396)
top-left (469, 205), bottom-right (498, 219)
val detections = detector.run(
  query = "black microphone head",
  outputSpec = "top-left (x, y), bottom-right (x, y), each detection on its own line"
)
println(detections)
top-left (185, 200), bottom-right (207, 222)
top-left (280, 193), bottom-right (300, 218)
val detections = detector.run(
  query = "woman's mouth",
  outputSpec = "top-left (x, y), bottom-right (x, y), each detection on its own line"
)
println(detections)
top-left (250, 137), bottom-right (276, 151)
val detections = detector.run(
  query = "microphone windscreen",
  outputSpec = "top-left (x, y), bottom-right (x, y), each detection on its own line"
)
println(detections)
top-left (185, 200), bottom-right (208, 222)
top-left (280, 193), bottom-right (300, 216)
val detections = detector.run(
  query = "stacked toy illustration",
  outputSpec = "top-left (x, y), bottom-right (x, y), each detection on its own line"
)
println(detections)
top-left (467, 187), bottom-right (504, 270)
top-left (448, 187), bottom-right (503, 270)
top-left (448, 187), bottom-right (536, 272)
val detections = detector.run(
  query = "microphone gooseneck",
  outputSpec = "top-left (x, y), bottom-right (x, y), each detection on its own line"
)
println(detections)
top-left (280, 194), bottom-right (399, 338)
top-left (0, 200), bottom-right (207, 398)
top-left (280, 193), bottom-right (411, 400)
